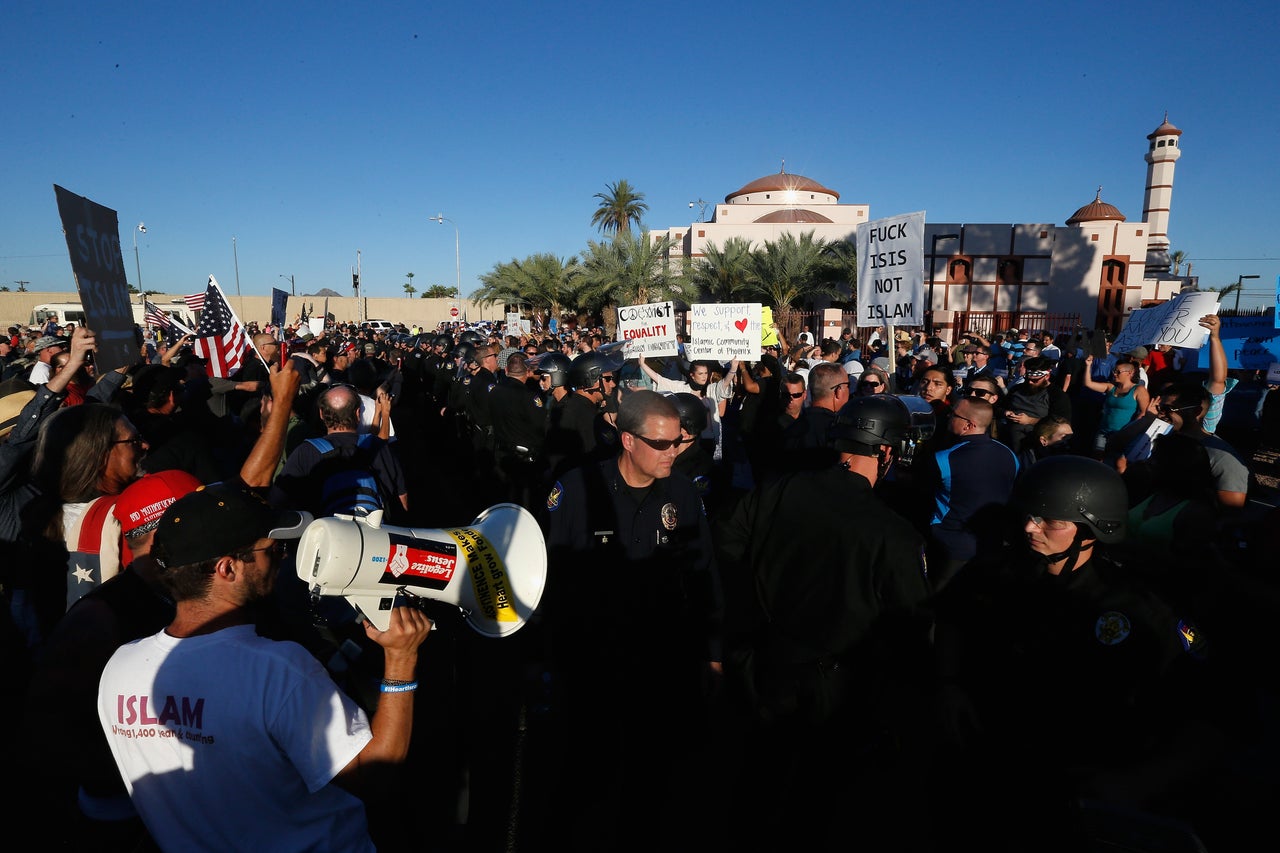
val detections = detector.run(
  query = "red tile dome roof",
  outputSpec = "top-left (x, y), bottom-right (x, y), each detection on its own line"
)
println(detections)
top-left (726, 170), bottom-right (839, 202)
top-left (753, 208), bottom-right (834, 224)
top-left (1067, 188), bottom-right (1126, 225)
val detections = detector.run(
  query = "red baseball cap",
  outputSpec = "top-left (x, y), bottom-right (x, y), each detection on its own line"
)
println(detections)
top-left (113, 470), bottom-right (204, 537)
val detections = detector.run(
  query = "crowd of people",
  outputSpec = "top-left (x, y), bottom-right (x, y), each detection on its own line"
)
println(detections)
top-left (5, 309), bottom-right (1280, 852)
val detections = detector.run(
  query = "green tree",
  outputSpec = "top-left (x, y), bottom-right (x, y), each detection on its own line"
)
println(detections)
top-left (1170, 249), bottom-right (1186, 276)
top-left (422, 284), bottom-right (460, 299)
top-left (578, 231), bottom-right (675, 333)
top-left (473, 253), bottom-right (582, 330)
top-left (590, 179), bottom-right (648, 235)
top-left (746, 232), bottom-right (845, 338)
top-left (690, 237), bottom-right (758, 302)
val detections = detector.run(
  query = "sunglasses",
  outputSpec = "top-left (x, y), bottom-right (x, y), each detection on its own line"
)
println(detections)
top-left (965, 388), bottom-right (998, 399)
top-left (112, 436), bottom-right (146, 449)
top-left (631, 433), bottom-right (688, 451)
top-left (600, 375), bottom-right (617, 383)
top-left (786, 390), bottom-right (806, 399)
top-left (1026, 371), bottom-right (1050, 379)
top-left (858, 380), bottom-right (882, 388)
top-left (1156, 403), bottom-right (1198, 416)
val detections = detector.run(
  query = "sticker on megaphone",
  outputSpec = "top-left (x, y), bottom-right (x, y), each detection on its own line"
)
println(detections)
top-left (296, 503), bottom-right (547, 637)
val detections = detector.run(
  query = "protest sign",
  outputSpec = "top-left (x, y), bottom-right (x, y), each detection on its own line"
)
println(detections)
top-left (689, 302), bottom-right (762, 362)
top-left (1188, 312), bottom-right (1280, 370)
top-left (855, 211), bottom-right (925, 328)
top-left (1110, 291), bottom-right (1218, 354)
top-left (617, 301), bottom-right (677, 358)
top-left (52, 185), bottom-right (138, 372)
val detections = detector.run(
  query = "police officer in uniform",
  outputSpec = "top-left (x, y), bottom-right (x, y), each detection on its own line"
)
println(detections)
top-left (714, 394), bottom-right (934, 850)
top-left (544, 350), bottom-right (618, 479)
top-left (668, 391), bottom-right (715, 508)
top-left (489, 352), bottom-right (548, 509)
top-left (932, 455), bottom-right (1229, 850)
top-left (536, 390), bottom-right (722, 852)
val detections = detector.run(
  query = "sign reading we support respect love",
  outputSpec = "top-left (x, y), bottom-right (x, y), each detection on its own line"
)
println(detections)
top-left (687, 302), bottom-right (762, 362)
top-left (617, 300), bottom-right (678, 357)
top-left (855, 211), bottom-right (925, 328)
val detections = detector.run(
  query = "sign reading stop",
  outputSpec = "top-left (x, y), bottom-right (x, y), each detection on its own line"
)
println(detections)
top-left (450, 307), bottom-right (459, 317)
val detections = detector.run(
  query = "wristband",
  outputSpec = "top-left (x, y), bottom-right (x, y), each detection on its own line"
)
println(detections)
top-left (380, 681), bottom-right (418, 694)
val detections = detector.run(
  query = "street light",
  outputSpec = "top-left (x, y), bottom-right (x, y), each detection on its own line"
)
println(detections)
top-left (926, 233), bottom-right (960, 335)
top-left (429, 213), bottom-right (460, 297)
top-left (279, 274), bottom-right (295, 296)
top-left (689, 198), bottom-right (710, 222)
top-left (133, 223), bottom-right (146, 291)
top-left (1234, 274), bottom-right (1260, 313)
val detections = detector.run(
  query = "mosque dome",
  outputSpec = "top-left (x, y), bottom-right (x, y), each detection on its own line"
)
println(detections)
top-left (726, 169), bottom-right (839, 204)
top-left (1147, 114), bottom-right (1182, 140)
top-left (1066, 188), bottom-right (1126, 225)
top-left (753, 208), bottom-right (834, 224)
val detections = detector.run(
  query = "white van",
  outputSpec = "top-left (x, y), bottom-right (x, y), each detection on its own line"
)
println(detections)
top-left (361, 320), bottom-right (396, 332)
top-left (30, 301), bottom-right (196, 331)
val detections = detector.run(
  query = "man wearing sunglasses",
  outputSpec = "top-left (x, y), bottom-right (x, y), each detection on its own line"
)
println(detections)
top-left (540, 390), bottom-right (720, 849)
top-left (779, 361), bottom-right (848, 473)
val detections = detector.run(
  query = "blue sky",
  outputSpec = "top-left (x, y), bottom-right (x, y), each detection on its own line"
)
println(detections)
top-left (3, 1), bottom-right (1278, 309)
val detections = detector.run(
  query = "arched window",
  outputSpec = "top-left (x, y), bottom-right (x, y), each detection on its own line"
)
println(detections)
top-left (1102, 259), bottom-right (1126, 285)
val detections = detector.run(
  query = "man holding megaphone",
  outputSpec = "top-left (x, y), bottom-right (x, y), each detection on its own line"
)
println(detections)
top-left (97, 484), bottom-right (433, 853)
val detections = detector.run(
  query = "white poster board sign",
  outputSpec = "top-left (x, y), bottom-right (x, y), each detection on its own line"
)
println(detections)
top-left (617, 300), bottom-right (678, 357)
top-left (855, 211), bottom-right (925, 328)
top-left (1110, 291), bottom-right (1219, 354)
top-left (689, 302), bottom-right (762, 362)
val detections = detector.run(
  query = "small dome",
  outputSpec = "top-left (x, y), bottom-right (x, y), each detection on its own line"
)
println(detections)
top-left (726, 169), bottom-right (839, 203)
top-left (753, 208), bottom-right (834, 224)
top-left (1067, 188), bottom-right (1126, 225)
top-left (1147, 113), bottom-right (1182, 140)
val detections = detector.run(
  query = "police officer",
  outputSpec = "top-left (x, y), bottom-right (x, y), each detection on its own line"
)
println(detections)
top-left (544, 350), bottom-right (618, 479)
top-left (537, 390), bottom-right (721, 851)
top-left (932, 455), bottom-right (1228, 850)
top-left (489, 352), bottom-right (548, 508)
top-left (668, 391), bottom-right (715, 506)
top-left (714, 393), bottom-right (934, 850)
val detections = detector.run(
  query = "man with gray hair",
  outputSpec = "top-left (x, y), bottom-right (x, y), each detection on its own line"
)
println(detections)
top-left (777, 360), bottom-right (848, 473)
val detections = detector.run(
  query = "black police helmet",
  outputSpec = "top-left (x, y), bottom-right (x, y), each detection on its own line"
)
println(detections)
top-left (533, 351), bottom-right (573, 388)
top-left (1014, 455), bottom-right (1128, 544)
top-left (451, 342), bottom-right (477, 364)
top-left (828, 395), bottom-right (910, 453)
top-left (458, 330), bottom-right (484, 345)
top-left (670, 392), bottom-right (709, 437)
top-left (567, 351), bottom-right (614, 391)
top-left (432, 334), bottom-right (453, 350)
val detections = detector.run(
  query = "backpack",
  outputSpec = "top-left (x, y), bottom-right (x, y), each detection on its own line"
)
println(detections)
top-left (304, 434), bottom-right (385, 517)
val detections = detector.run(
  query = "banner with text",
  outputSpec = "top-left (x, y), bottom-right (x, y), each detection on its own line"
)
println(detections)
top-left (53, 184), bottom-right (138, 372)
top-left (618, 300), bottom-right (678, 357)
top-left (1189, 311), bottom-right (1280, 371)
top-left (688, 302), bottom-right (762, 362)
top-left (855, 211), bottom-right (925, 328)
top-left (1109, 290), bottom-right (1219, 355)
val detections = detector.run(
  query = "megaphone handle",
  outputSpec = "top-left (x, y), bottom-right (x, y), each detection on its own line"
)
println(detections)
top-left (396, 587), bottom-right (452, 629)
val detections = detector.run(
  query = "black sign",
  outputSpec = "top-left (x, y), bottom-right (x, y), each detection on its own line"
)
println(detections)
top-left (53, 185), bottom-right (138, 372)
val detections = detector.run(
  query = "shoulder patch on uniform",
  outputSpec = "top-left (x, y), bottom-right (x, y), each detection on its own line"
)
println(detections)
top-left (692, 474), bottom-right (709, 494)
top-left (1177, 619), bottom-right (1209, 659)
top-left (1095, 611), bottom-right (1131, 646)
top-left (546, 481), bottom-right (563, 512)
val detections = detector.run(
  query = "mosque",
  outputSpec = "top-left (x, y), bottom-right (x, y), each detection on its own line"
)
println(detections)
top-left (650, 116), bottom-right (1191, 334)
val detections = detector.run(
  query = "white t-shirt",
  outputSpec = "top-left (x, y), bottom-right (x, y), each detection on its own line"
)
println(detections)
top-left (99, 625), bottom-right (376, 852)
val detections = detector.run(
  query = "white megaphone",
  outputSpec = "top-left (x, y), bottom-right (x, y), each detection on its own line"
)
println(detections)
top-left (296, 503), bottom-right (547, 637)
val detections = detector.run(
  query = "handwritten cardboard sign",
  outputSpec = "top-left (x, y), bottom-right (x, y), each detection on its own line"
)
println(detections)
top-left (1110, 291), bottom-right (1218, 354)
top-left (617, 301), bottom-right (677, 357)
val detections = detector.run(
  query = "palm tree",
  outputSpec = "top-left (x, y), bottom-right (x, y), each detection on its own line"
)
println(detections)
top-left (1170, 249), bottom-right (1186, 276)
top-left (590, 179), bottom-right (648, 235)
top-left (746, 232), bottom-right (844, 338)
top-left (690, 237), bottom-right (758, 302)
top-left (473, 253), bottom-right (582, 330)
top-left (578, 231), bottom-right (675, 333)
top-left (403, 280), bottom-right (417, 298)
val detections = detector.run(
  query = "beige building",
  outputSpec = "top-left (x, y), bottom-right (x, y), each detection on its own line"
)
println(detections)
top-left (652, 116), bottom-right (1191, 333)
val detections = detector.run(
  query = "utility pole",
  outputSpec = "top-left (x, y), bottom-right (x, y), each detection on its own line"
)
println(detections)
top-left (14, 280), bottom-right (29, 292)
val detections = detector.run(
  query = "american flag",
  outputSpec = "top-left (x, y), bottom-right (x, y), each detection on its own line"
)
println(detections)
top-left (184, 291), bottom-right (206, 313)
top-left (144, 301), bottom-right (193, 336)
top-left (191, 277), bottom-right (248, 378)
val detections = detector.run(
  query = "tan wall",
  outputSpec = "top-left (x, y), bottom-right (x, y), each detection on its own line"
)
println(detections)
top-left (0, 291), bottom-right (502, 330)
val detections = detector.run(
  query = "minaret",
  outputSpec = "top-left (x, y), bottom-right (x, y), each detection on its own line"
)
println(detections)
top-left (1142, 113), bottom-right (1182, 272)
